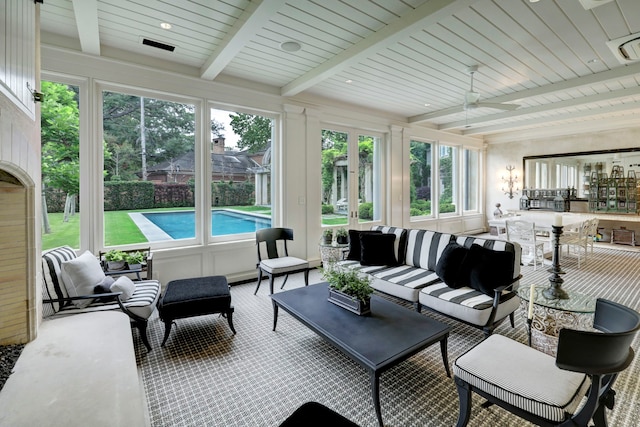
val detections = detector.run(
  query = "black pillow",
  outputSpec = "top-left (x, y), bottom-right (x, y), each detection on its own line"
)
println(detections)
top-left (435, 242), bottom-right (469, 289)
top-left (346, 229), bottom-right (382, 261)
top-left (360, 233), bottom-right (397, 266)
top-left (465, 244), bottom-right (515, 297)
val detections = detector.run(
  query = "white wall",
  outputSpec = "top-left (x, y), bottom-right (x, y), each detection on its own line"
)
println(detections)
top-left (0, 1), bottom-right (40, 344)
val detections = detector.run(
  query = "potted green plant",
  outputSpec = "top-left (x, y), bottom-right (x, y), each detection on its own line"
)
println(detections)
top-left (322, 266), bottom-right (374, 315)
top-left (105, 249), bottom-right (127, 271)
top-left (322, 228), bottom-right (334, 244)
top-left (125, 251), bottom-right (145, 270)
top-left (335, 227), bottom-right (348, 244)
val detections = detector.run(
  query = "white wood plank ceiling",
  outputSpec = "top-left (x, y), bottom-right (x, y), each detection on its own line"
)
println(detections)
top-left (39, 0), bottom-right (640, 140)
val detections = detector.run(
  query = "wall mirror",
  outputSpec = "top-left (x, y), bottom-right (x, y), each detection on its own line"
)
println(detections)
top-left (523, 148), bottom-right (640, 199)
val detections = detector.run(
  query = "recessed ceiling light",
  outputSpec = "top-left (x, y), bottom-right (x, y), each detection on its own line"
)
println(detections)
top-left (345, 79), bottom-right (353, 84)
top-left (424, 103), bottom-right (431, 107)
top-left (587, 58), bottom-right (599, 64)
top-left (160, 22), bottom-right (172, 30)
top-left (280, 41), bottom-right (301, 52)
top-left (529, 0), bottom-right (540, 3)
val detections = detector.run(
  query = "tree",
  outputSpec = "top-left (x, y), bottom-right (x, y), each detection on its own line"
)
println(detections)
top-left (41, 81), bottom-right (80, 225)
top-left (211, 118), bottom-right (225, 138)
top-left (410, 141), bottom-right (432, 203)
top-left (102, 91), bottom-right (195, 181)
top-left (229, 113), bottom-right (271, 152)
top-left (321, 130), bottom-right (347, 203)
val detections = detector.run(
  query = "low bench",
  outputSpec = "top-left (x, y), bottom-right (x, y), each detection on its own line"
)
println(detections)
top-left (0, 311), bottom-right (148, 426)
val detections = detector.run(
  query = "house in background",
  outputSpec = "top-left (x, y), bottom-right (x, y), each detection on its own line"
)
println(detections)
top-left (146, 137), bottom-right (262, 184)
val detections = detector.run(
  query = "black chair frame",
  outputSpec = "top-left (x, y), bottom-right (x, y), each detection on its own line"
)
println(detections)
top-left (254, 227), bottom-right (310, 295)
top-left (455, 298), bottom-right (640, 427)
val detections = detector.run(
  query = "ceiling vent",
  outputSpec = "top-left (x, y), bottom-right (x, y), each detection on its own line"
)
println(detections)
top-left (141, 37), bottom-right (175, 52)
top-left (578, 0), bottom-right (614, 10)
top-left (607, 33), bottom-right (640, 64)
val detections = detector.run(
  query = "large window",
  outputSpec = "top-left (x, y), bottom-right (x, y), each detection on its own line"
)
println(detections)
top-left (41, 80), bottom-right (81, 250)
top-left (438, 144), bottom-right (458, 215)
top-left (209, 108), bottom-right (273, 237)
top-left (463, 149), bottom-right (479, 211)
top-left (321, 128), bottom-right (381, 227)
top-left (102, 90), bottom-right (196, 245)
top-left (409, 140), bottom-right (432, 218)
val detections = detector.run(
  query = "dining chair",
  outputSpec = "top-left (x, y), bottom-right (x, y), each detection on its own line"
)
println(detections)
top-left (586, 218), bottom-right (600, 254)
top-left (505, 220), bottom-right (545, 270)
top-left (559, 220), bottom-right (591, 268)
top-left (453, 298), bottom-right (640, 427)
top-left (254, 227), bottom-right (310, 295)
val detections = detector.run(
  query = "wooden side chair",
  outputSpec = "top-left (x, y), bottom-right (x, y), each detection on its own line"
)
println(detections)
top-left (453, 299), bottom-right (640, 427)
top-left (254, 227), bottom-right (310, 295)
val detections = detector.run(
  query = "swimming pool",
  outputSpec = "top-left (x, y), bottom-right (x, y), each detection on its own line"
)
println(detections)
top-left (141, 210), bottom-right (271, 239)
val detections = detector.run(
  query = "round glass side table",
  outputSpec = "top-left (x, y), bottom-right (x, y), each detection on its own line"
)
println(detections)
top-left (318, 241), bottom-right (349, 266)
top-left (517, 285), bottom-right (597, 357)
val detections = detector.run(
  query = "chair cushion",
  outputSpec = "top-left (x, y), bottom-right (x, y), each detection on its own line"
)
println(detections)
top-left (57, 280), bottom-right (161, 320)
top-left (61, 251), bottom-right (106, 308)
top-left (260, 256), bottom-right (309, 275)
top-left (360, 233), bottom-right (397, 266)
top-left (454, 334), bottom-right (591, 423)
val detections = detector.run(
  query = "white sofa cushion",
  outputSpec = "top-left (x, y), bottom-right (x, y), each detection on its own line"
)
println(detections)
top-left (419, 282), bottom-right (520, 326)
top-left (405, 229), bottom-right (454, 270)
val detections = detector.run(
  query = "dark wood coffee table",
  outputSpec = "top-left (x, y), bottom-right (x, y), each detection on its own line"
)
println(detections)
top-left (271, 283), bottom-right (450, 427)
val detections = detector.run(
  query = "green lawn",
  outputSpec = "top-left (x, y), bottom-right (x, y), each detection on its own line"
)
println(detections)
top-left (42, 206), bottom-right (347, 251)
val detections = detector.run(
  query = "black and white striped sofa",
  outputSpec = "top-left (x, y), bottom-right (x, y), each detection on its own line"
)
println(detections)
top-left (42, 246), bottom-right (161, 350)
top-left (337, 226), bottom-right (522, 337)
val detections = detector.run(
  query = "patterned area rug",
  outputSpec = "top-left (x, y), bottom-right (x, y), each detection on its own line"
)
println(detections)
top-left (134, 245), bottom-right (640, 427)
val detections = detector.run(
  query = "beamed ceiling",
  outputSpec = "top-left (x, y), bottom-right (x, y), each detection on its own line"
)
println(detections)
top-left (40, 0), bottom-right (640, 141)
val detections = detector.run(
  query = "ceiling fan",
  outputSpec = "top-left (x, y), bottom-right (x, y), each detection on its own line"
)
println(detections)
top-left (462, 65), bottom-right (520, 111)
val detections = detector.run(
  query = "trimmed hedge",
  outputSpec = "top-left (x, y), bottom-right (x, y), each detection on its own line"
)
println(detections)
top-left (104, 181), bottom-right (155, 211)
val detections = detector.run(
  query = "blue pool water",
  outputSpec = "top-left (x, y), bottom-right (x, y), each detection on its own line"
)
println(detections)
top-left (142, 210), bottom-right (271, 239)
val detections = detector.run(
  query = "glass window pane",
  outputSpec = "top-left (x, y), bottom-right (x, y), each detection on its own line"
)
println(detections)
top-left (410, 140), bottom-right (432, 218)
top-left (358, 134), bottom-right (381, 223)
top-left (103, 91), bottom-right (196, 245)
top-left (321, 129), bottom-right (349, 227)
top-left (463, 149), bottom-right (479, 211)
top-left (210, 109), bottom-right (273, 236)
top-left (41, 81), bottom-right (80, 250)
top-left (439, 145), bottom-right (457, 214)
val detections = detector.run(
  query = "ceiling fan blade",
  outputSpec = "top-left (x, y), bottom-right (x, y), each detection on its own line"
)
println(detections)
top-left (476, 102), bottom-right (520, 111)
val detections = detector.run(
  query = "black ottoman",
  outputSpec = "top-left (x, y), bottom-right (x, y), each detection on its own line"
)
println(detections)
top-left (158, 275), bottom-right (236, 346)
top-left (278, 402), bottom-right (360, 427)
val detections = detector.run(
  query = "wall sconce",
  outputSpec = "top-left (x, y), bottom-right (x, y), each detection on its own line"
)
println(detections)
top-left (501, 165), bottom-right (519, 199)
top-left (26, 82), bottom-right (44, 103)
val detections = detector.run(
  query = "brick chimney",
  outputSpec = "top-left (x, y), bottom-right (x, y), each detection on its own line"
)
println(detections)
top-left (212, 137), bottom-right (225, 154)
